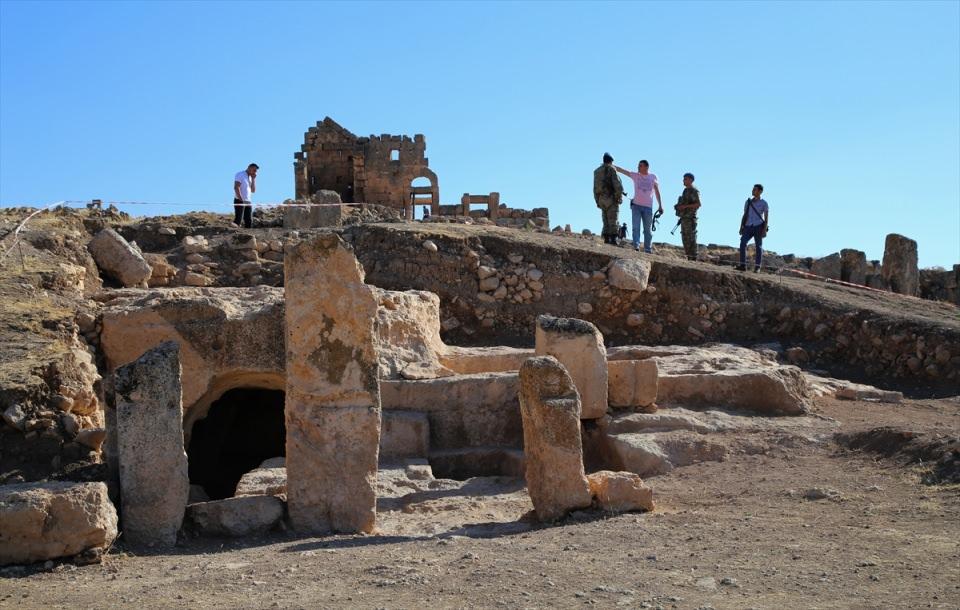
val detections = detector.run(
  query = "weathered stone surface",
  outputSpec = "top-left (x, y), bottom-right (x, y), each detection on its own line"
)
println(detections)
top-left (535, 316), bottom-right (608, 419)
top-left (284, 234), bottom-right (381, 534)
top-left (186, 496), bottom-right (284, 537)
top-left (88, 228), bottom-right (152, 287)
top-left (381, 373), bottom-right (522, 450)
top-left (620, 344), bottom-right (811, 416)
top-left (882, 233), bottom-right (919, 296)
top-left (0, 481), bottom-right (118, 566)
top-left (587, 470), bottom-right (654, 513)
top-left (440, 346), bottom-right (533, 374)
top-left (380, 411), bottom-right (429, 460)
top-left (114, 341), bottom-right (188, 549)
top-left (811, 252), bottom-right (841, 280)
top-left (518, 356), bottom-right (592, 522)
top-left (607, 430), bottom-right (728, 477)
top-left (283, 191), bottom-right (346, 229)
top-left (235, 465), bottom-right (286, 498)
top-left (608, 359), bottom-right (658, 409)
top-left (840, 249), bottom-right (868, 285)
top-left (100, 287), bottom-right (286, 424)
top-left (374, 288), bottom-right (448, 379)
top-left (607, 258), bottom-right (651, 292)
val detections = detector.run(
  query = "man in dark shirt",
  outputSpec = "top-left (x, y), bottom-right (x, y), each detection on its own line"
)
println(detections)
top-left (674, 172), bottom-right (701, 260)
top-left (593, 153), bottom-right (624, 244)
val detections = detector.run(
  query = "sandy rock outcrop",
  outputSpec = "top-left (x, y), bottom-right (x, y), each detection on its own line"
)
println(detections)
top-left (186, 495), bottom-right (284, 537)
top-left (0, 481), bottom-right (117, 566)
top-left (535, 316), bottom-right (608, 420)
top-left (587, 470), bottom-right (654, 513)
top-left (283, 190), bottom-right (346, 229)
top-left (518, 356), bottom-right (592, 522)
top-left (284, 234), bottom-right (381, 534)
top-left (87, 228), bottom-right (152, 287)
top-left (114, 341), bottom-right (188, 549)
top-left (882, 233), bottom-right (919, 296)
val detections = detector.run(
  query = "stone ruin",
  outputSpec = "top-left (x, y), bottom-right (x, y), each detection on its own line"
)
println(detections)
top-left (3, 204), bottom-right (957, 567)
top-left (293, 117), bottom-right (440, 219)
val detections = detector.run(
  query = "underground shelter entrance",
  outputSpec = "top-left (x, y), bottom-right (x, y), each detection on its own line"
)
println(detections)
top-left (187, 388), bottom-right (286, 500)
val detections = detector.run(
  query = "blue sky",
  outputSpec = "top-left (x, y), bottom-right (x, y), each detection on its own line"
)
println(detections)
top-left (1, 0), bottom-right (958, 267)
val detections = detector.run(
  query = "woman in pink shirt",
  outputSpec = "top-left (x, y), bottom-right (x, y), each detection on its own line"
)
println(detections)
top-left (615, 160), bottom-right (664, 253)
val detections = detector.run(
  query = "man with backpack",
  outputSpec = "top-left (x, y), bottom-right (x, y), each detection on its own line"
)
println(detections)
top-left (738, 184), bottom-right (769, 271)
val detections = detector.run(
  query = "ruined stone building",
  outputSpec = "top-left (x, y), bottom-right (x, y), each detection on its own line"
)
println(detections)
top-left (293, 117), bottom-right (440, 218)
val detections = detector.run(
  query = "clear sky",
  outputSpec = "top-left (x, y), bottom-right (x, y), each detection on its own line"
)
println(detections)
top-left (1, 1), bottom-right (958, 268)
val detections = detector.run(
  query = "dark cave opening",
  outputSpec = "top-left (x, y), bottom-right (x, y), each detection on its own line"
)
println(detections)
top-left (187, 388), bottom-right (285, 501)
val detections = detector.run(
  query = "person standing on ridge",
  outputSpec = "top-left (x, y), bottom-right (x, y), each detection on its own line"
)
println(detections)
top-left (738, 183), bottom-right (769, 272)
top-left (233, 163), bottom-right (258, 229)
top-left (615, 159), bottom-right (664, 253)
top-left (593, 153), bottom-right (624, 244)
top-left (675, 172), bottom-right (701, 260)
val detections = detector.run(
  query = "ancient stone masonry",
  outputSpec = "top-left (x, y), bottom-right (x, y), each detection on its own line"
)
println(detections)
top-left (284, 234), bottom-right (381, 534)
top-left (113, 341), bottom-right (189, 550)
top-left (535, 315), bottom-right (609, 420)
top-left (518, 356), bottom-right (592, 521)
top-left (294, 117), bottom-right (439, 219)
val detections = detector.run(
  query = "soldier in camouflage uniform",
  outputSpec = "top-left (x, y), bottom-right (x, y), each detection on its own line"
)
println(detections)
top-left (593, 153), bottom-right (624, 244)
top-left (674, 172), bottom-right (701, 260)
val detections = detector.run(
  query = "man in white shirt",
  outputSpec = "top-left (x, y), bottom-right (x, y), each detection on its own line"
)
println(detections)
top-left (233, 163), bottom-right (258, 228)
top-left (615, 160), bottom-right (663, 253)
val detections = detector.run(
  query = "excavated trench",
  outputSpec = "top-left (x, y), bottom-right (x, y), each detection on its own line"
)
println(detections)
top-left (187, 388), bottom-right (286, 500)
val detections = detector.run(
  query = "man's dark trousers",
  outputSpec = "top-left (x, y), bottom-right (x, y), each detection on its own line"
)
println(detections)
top-left (739, 224), bottom-right (764, 271)
top-left (234, 198), bottom-right (251, 228)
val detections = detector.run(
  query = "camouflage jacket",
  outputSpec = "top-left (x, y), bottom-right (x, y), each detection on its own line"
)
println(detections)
top-left (675, 187), bottom-right (701, 218)
top-left (593, 164), bottom-right (624, 205)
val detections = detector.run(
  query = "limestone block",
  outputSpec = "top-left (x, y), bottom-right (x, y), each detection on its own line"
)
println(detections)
top-left (87, 228), bottom-right (152, 287)
top-left (114, 341), bottom-right (189, 549)
top-left (608, 359), bottom-right (658, 409)
top-left (607, 430), bottom-right (728, 476)
top-left (283, 191), bottom-right (346, 229)
top-left (374, 288), bottom-right (447, 379)
top-left (811, 253), bottom-right (841, 280)
top-left (587, 470), bottom-right (654, 513)
top-left (380, 411), bottom-right (429, 460)
top-left (0, 481), bottom-right (118, 566)
top-left (840, 248), bottom-right (868, 285)
top-left (186, 496), bottom-right (284, 537)
top-left (284, 234), bottom-right (381, 534)
top-left (286, 404), bottom-right (380, 534)
top-left (881, 233), bottom-right (919, 296)
top-left (235, 466), bottom-right (286, 497)
top-left (518, 356), bottom-right (592, 522)
top-left (535, 315), bottom-right (608, 419)
top-left (380, 373), bottom-right (522, 450)
top-left (607, 259), bottom-right (651, 291)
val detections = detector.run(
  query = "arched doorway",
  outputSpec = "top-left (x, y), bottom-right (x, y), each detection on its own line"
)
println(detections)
top-left (186, 387), bottom-right (286, 500)
top-left (407, 170), bottom-right (439, 219)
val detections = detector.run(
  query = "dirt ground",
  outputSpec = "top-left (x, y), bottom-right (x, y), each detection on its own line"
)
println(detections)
top-left (2, 396), bottom-right (957, 610)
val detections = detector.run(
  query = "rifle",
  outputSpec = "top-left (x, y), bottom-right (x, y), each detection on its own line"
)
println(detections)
top-left (652, 209), bottom-right (663, 232)
top-left (670, 218), bottom-right (682, 235)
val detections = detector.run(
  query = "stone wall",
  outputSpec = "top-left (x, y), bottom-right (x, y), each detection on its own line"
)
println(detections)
top-left (347, 224), bottom-right (960, 393)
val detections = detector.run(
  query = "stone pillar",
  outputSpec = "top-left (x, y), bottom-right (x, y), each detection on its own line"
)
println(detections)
top-left (519, 356), bottom-right (592, 522)
top-left (881, 234), bottom-right (919, 296)
top-left (114, 341), bottom-right (188, 549)
top-left (488, 192), bottom-right (500, 221)
top-left (839, 248), bottom-right (868, 285)
top-left (535, 315), bottom-right (608, 419)
top-left (461, 193), bottom-right (470, 216)
top-left (284, 234), bottom-right (381, 534)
